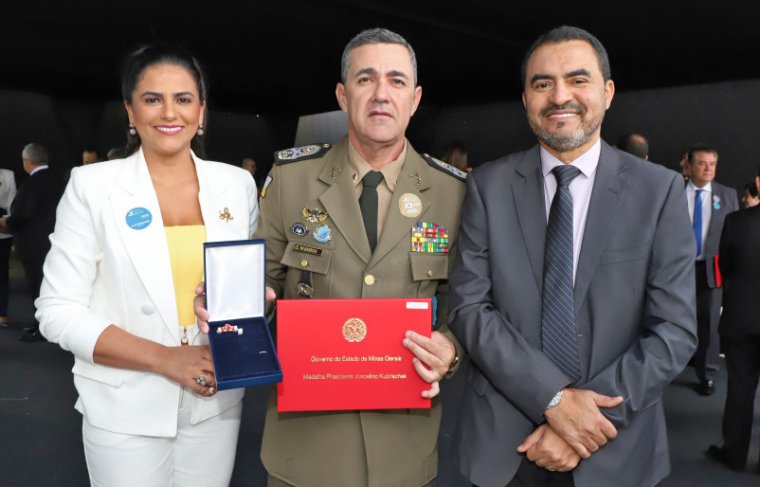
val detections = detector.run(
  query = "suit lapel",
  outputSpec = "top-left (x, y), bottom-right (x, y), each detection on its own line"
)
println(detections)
top-left (513, 148), bottom-right (547, 293)
top-left (318, 140), bottom-right (372, 264)
top-left (574, 143), bottom-right (624, 314)
top-left (370, 148), bottom-right (431, 266)
top-left (110, 149), bottom-right (179, 337)
top-left (707, 183), bottom-right (726, 239)
top-left (195, 156), bottom-right (233, 242)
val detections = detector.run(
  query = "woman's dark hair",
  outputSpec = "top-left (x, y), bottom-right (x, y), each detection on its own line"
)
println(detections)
top-left (120, 44), bottom-right (208, 158)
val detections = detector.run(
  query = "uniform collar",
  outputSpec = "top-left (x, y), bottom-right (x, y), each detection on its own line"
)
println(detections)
top-left (347, 140), bottom-right (407, 192)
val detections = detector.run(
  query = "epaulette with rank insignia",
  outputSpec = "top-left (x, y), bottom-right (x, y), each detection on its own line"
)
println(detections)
top-left (422, 153), bottom-right (467, 182)
top-left (274, 144), bottom-right (332, 165)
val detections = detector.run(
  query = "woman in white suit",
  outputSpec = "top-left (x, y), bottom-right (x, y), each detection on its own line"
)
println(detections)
top-left (36, 45), bottom-right (258, 486)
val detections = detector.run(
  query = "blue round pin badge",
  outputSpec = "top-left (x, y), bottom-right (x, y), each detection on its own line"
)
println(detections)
top-left (290, 222), bottom-right (309, 237)
top-left (313, 224), bottom-right (332, 243)
top-left (714, 201), bottom-right (721, 210)
top-left (125, 207), bottom-right (152, 230)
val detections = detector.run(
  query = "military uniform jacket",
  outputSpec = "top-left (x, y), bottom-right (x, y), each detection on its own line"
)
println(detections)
top-left (257, 137), bottom-right (465, 487)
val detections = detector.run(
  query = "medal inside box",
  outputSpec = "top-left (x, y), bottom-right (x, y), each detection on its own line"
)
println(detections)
top-left (204, 239), bottom-right (282, 389)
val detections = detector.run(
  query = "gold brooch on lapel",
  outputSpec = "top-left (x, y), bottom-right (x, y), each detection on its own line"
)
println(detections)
top-left (409, 172), bottom-right (423, 186)
top-left (330, 167), bottom-right (342, 179)
top-left (219, 207), bottom-right (234, 222)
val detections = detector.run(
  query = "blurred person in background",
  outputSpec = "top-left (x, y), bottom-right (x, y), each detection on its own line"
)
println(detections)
top-left (0, 168), bottom-right (16, 327)
top-left (82, 147), bottom-right (101, 165)
top-left (740, 181), bottom-right (759, 208)
top-left (0, 143), bottom-right (64, 341)
top-left (441, 140), bottom-right (472, 173)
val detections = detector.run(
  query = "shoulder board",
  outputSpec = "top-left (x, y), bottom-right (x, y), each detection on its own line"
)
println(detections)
top-left (422, 153), bottom-right (467, 181)
top-left (274, 144), bottom-right (332, 165)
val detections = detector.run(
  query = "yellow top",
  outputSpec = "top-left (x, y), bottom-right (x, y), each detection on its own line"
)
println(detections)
top-left (165, 225), bottom-right (206, 327)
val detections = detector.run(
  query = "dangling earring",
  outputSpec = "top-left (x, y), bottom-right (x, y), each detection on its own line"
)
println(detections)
top-left (128, 123), bottom-right (136, 136)
top-left (197, 125), bottom-right (204, 136)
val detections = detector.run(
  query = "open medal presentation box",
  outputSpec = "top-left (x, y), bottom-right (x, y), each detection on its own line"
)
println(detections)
top-left (204, 239), bottom-right (282, 390)
top-left (276, 298), bottom-right (433, 412)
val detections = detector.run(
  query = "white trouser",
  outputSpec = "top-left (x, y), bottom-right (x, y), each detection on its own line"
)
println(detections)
top-left (82, 388), bottom-right (242, 487)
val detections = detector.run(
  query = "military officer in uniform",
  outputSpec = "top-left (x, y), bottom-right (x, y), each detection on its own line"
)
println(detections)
top-left (204, 28), bottom-right (466, 487)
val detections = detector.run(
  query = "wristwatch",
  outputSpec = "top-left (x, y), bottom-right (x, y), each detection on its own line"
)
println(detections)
top-left (546, 389), bottom-right (563, 409)
top-left (444, 354), bottom-right (460, 379)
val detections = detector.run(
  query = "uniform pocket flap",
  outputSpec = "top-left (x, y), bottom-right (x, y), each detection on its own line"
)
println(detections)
top-left (410, 253), bottom-right (449, 281)
top-left (281, 243), bottom-right (333, 275)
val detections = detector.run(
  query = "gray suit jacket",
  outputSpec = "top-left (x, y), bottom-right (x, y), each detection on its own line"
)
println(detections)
top-left (694, 181), bottom-right (738, 287)
top-left (448, 142), bottom-right (697, 487)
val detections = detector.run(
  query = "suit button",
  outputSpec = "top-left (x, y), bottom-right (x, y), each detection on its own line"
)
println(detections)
top-left (426, 270), bottom-right (433, 277)
top-left (141, 304), bottom-right (155, 315)
top-left (364, 274), bottom-right (375, 286)
top-left (301, 259), bottom-right (309, 267)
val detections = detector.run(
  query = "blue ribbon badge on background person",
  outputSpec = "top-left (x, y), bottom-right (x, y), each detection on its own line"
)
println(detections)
top-left (713, 195), bottom-right (721, 210)
top-left (125, 207), bottom-right (152, 230)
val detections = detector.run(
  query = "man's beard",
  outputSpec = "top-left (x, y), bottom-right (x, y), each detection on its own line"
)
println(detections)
top-left (528, 102), bottom-right (603, 153)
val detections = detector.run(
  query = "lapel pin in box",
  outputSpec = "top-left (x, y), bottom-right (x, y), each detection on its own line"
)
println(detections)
top-left (204, 239), bottom-right (282, 389)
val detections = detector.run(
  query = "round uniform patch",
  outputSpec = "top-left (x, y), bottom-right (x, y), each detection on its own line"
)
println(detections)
top-left (290, 222), bottom-right (309, 237)
top-left (313, 224), bottom-right (332, 243)
top-left (399, 193), bottom-right (423, 218)
top-left (125, 207), bottom-right (152, 230)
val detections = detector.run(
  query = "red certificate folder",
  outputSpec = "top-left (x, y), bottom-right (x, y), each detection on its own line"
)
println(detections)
top-left (276, 298), bottom-right (432, 412)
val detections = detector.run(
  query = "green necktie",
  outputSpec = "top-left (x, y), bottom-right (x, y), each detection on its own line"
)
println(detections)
top-left (360, 171), bottom-right (384, 252)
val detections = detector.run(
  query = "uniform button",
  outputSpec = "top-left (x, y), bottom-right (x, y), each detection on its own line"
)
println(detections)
top-left (141, 304), bottom-right (155, 315)
top-left (426, 270), bottom-right (433, 277)
top-left (364, 274), bottom-right (375, 286)
top-left (301, 259), bottom-right (309, 267)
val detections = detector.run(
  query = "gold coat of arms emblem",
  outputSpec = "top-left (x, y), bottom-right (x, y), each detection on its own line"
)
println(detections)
top-left (342, 318), bottom-right (367, 343)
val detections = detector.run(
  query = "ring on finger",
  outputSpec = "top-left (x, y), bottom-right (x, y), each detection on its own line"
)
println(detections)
top-left (196, 374), bottom-right (208, 387)
top-left (207, 386), bottom-right (216, 395)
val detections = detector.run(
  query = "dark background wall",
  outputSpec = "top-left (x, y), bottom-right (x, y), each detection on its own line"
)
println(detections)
top-left (411, 79), bottom-right (760, 192)
top-left (0, 91), bottom-right (298, 185)
top-left (2, 79), bottom-right (757, 193)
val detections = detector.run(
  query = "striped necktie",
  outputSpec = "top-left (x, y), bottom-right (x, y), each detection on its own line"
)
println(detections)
top-left (541, 165), bottom-right (582, 383)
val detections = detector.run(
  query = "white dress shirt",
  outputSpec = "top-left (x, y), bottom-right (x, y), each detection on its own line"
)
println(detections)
top-left (541, 139), bottom-right (601, 283)
top-left (686, 180), bottom-right (712, 261)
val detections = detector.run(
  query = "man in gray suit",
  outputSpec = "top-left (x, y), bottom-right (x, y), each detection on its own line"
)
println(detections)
top-left (684, 146), bottom-right (739, 396)
top-left (449, 26), bottom-right (697, 487)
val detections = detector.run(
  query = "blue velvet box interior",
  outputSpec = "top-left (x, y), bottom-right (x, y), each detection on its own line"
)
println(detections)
top-left (204, 239), bottom-right (282, 390)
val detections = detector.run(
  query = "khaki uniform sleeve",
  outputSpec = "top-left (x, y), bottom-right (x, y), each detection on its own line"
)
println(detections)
top-left (254, 165), bottom-right (288, 314)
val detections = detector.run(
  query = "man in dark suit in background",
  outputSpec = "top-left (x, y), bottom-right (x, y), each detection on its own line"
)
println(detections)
top-left (685, 146), bottom-right (739, 395)
top-left (616, 133), bottom-right (649, 160)
top-left (707, 170), bottom-right (760, 472)
top-left (0, 143), bottom-right (64, 341)
top-left (449, 26), bottom-right (696, 487)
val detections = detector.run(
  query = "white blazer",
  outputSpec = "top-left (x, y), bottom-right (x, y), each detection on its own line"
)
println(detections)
top-left (36, 148), bottom-right (259, 437)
